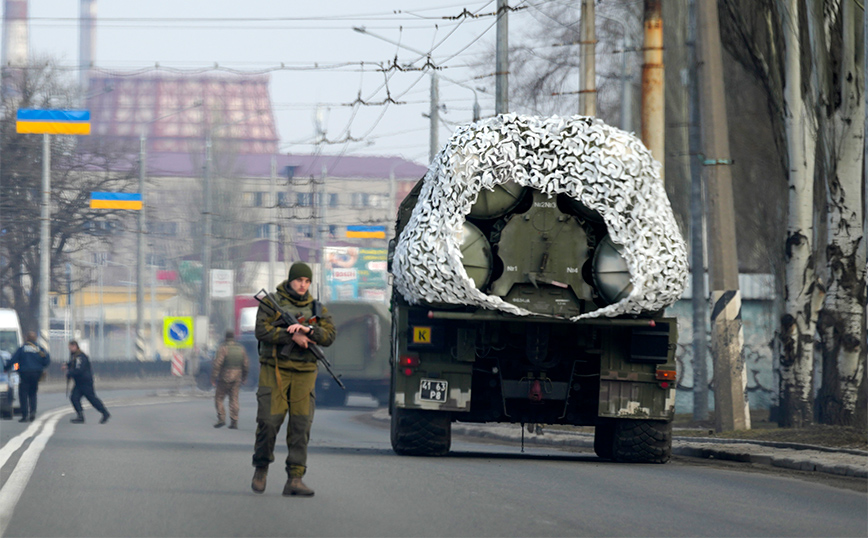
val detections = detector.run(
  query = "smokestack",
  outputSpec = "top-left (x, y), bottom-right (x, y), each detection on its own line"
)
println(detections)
top-left (79, 0), bottom-right (96, 99)
top-left (2, 0), bottom-right (29, 68)
top-left (2, 0), bottom-right (28, 98)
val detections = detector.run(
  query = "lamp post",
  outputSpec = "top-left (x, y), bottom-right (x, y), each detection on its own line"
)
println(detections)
top-left (138, 101), bottom-right (202, 361)
top-left (201, 110), bottom-right (267, 348)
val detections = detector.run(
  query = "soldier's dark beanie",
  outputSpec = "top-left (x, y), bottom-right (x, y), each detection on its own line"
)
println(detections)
top-left (288, 262), bottom-right (313, 282)
top-left (225, 330), bottom-right (234, 340)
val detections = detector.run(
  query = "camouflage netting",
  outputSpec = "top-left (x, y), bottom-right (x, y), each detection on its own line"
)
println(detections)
top-left (392, 114), bottom-right (688, 320)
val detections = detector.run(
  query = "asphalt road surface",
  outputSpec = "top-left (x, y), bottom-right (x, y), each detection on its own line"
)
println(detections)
top-left (1, 389), bottom-right (866, 537)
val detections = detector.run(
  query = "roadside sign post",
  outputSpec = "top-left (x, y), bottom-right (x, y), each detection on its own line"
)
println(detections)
top-left (17, 109), bottom-right (90, 354)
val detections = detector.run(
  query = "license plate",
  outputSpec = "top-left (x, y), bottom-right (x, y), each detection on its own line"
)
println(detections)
top-left (420, 379), bottom-right (448, 402)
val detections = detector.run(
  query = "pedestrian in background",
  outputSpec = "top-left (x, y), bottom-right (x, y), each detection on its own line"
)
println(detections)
top-left (212, 330), bottom-right (249, 429)
top-left (64, 341), bottom-right (110, 424)
top-left (3, 331), bottom-right (50, 422)
top-left (251, 262), bottom-right (336, 497)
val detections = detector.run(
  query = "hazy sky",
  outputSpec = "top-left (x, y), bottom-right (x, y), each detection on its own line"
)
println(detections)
top-left (25, 0), bottom-right (530, 165)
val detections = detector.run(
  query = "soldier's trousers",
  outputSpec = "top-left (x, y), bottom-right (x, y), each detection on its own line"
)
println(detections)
top-left (252, 362), bottom-right (316, 478)
top-left (215, 371), bottom-right (242, 422)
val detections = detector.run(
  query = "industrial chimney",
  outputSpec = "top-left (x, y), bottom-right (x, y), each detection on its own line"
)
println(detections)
top-left (79, 0), bottom-right (96, 98)
top-left (1, 0), bottom-right (28, 98)
top-left (2, 0), bottom-right (28, 68)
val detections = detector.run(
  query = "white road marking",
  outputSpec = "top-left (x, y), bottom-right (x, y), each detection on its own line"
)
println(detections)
top-left (0, 408), bottom-right (70, 470)
top-left (0, 397), bottom-right (192, 537)
top-left (0, 409), bottom-right (68, 537)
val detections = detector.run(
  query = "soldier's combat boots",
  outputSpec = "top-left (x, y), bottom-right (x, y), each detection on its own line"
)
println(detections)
top-left (283, 477), bottom-right (314, 497)
top-left (70, 413), bottom-right (85, 424)
top-left (251, 467), bottom-right (268, 494)
top-left (229, 420), bottom-right (238, 429)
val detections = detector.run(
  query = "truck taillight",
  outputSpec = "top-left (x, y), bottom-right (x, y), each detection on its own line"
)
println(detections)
top-left (655, 369), bottom-right (676, 381)
top-left (399, 356), bottom-right (419, 376)
top-left (656, 368), bottom-right (676, 388)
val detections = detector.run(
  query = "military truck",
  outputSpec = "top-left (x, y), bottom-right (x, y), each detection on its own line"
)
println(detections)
top-left (388, 115), bottom-right (686, 463)
top-left (317, 301), bottom-right (391, 407)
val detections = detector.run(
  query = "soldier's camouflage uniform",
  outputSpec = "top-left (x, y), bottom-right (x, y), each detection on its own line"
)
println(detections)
top-left (212, 337), bottom-right (249, 424)
top-left (252, 281), bottom-right (336, 478)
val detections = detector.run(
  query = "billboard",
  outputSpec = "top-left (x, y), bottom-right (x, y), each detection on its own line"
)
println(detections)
top-left (324, 246), bottom-right (388, 302)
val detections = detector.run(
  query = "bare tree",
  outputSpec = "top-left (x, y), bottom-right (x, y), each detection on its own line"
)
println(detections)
top-left (812, 0), bottom-right (866, 427)
top-left (718, 0), bottom-right (865, 427)
top-left (0, 58), bottom-right (137, 332)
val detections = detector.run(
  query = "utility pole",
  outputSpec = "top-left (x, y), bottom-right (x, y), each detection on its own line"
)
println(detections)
top-left (269, 155), bottom-right (277, 291)
top-left (580, 0), bottom-right (596, 116)
top-left (39, 133), bottom-right (50, 353)
top-left (317, 165), bottom-right (328, 300)
top-left (619, 33), bottom-right (633, 131)
top-left (136, 132), bottom-right (146, 361)
top-left (696, 0), bottom-right (749, 432)
top-left (641, 0), bottom-right (665, 180)
top-left (202, 135), bottom-right (213, 345)
top-left (429, 72), bottom-right (439, 163)
top-left (495, 0), bottom-right (509, 114)
top-left (687, 0), bottom-right (709, 421)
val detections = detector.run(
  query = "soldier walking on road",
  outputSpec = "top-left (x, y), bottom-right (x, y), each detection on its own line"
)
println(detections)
top-left (212, 330), bottom-right (249, 429)
top-left (64, 341), bottom-right (110, 424)
top-left (251, 262), bottom-right (336, 497)
top-left (4, 331), bottom-right (50, 422)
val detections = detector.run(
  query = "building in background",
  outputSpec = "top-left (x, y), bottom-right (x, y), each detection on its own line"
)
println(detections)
top-left (56, 73), bottom-right (425, 359)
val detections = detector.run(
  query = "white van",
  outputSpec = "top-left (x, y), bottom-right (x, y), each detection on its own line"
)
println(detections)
top-left (0, 308), bottom-right (23, 419)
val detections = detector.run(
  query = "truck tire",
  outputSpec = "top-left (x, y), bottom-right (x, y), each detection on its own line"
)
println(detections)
top-left (611, 419), bottom-right (672, 463)
top-left (390, 407), bottom-right (451, 456)
top-left (593, 420), bottom-right (616, 460)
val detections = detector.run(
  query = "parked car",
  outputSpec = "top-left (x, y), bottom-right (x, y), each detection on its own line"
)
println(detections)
top-left (0, 309), bottom-right (22, 419)
top-left (0, 351), bottom-right (18, 419)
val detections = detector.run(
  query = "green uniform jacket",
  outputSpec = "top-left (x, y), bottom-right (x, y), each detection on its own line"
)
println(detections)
top-left (254, 281), bottom-right (337, 368)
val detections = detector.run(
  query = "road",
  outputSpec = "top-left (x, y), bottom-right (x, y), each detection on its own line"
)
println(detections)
top-left (1, 389), bottom-right (866, 537)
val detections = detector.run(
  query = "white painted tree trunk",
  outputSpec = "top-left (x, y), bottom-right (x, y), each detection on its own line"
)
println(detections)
top-left (778, 0), bottom-right (819, 427)
top-left (816, 0), bottom-right (867, 427)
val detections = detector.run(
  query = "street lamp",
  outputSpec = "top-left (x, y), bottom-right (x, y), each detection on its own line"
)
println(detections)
top-left (137, 100), bottom-right (203, 361)
top-left (201, 109), bottom-right (268, 349)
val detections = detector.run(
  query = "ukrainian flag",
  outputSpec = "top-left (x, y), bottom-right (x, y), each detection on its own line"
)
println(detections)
top-left (346, 225), bottom-right (386, 239)
top-left (16, 109), bottom-right (91, 135)
top-left (90, 192), bottom-right (143, 210)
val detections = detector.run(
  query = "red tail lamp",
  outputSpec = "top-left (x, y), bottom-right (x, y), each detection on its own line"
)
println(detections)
top-left (656, 368), bottom-right (676, 389)
top-left (399, 356), bottom-right (420, 376)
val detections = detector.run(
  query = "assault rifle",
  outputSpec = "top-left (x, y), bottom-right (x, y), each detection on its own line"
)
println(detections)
top-left (253, 289), bottom-right (346, 390)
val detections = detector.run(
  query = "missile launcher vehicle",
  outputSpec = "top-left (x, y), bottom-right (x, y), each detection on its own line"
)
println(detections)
top-left (388, 115), bottom-right (688, 463)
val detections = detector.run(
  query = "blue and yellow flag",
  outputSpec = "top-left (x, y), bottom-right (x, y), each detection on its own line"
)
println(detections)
top-left (346, 225), bottom-right (386, 239)
top-left (90, 192), bottom-right (143, 210)
top-left (16, 109), bottom-right (91, 135)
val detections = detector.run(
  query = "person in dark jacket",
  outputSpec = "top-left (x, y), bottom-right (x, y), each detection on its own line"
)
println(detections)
top-left (64, 341), bottom-right (110, 424)
top-left (250, 262), bottom-right (336, 497)
top-left (4, 331), bottom-right (50, 422)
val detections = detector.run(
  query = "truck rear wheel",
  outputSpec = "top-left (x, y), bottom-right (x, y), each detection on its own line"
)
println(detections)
top-left (390, 407), bottom-right (451, 456)
top-left (607, 419), bottom-right (672, 463)
top-left (593, 420), bottom-right (616, 460)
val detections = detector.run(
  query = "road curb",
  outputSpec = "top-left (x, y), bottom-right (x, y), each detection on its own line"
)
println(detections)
top-left (371, 410), bottom-right (867, 478)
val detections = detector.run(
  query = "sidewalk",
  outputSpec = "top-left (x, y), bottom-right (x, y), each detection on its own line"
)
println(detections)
top-left (371, 409), bottom-right (868, 479)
